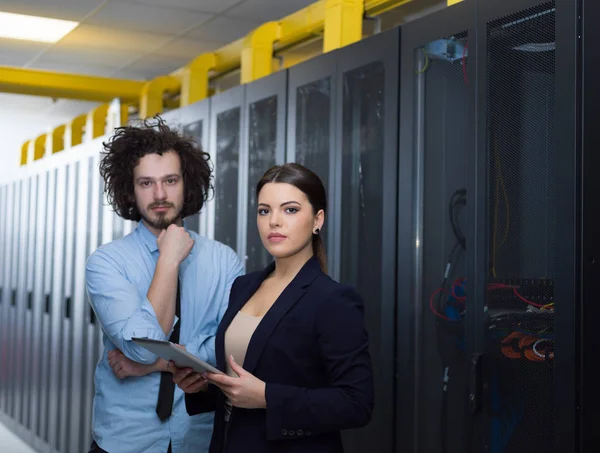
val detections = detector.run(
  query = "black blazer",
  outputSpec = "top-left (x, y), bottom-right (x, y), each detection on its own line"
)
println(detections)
top-left (185, 256), bottom-right (374, 453)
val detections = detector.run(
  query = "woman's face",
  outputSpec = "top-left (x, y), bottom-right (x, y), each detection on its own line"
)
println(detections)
top-left (257, 182), bottom-right (323, 260)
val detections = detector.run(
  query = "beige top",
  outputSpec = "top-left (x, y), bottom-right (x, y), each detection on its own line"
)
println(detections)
top-left (224, 310), bottom-right (263, 376)
top-left (223, 311), bottom-right (263, 421)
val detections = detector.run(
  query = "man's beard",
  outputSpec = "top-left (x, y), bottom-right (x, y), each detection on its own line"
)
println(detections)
top-left (143, 202), bottom-right (182, 230)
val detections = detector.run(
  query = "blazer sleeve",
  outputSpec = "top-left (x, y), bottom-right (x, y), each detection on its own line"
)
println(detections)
top-left (264, 284), bottom-right (374, 440)
top-left (185, 384), bottom-right (220, 415)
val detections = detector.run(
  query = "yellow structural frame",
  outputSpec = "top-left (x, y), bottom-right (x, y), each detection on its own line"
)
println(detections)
top-left (70, 114), bottom-right (88, 148)
top-left (33, 134), bottom-right (46, 161)
top-left (20, 141), bottom-right (30, 166)
top-left (179, 54), bottom-right (217, 106)
top-left (324, 0), bottom-right (364, 52)
top-left (241, 22), bottom-right (282, 84)
top-left (18, 0), bottom-right (420, 164)
top-left (52, 125), bottom-right (66, 154)
top-left (87, 104), bottom-right (110, 139)
top-left (0, 66), bottom-right (144, 103)
top-left (139, 76), bottom-right (181, 119)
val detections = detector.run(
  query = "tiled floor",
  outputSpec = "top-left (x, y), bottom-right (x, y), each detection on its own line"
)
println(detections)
top-left (0, 421), bottom-right (37, 453)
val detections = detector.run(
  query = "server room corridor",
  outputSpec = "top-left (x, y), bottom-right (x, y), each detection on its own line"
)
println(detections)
top-left (0, 0), bottom-right (596, 452)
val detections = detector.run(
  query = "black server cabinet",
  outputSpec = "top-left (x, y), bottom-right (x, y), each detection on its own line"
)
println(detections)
top-left (209, 86), bottom-right (245, 256)
top-left (582, 0), bottom-right (600, 448)
top-left (287, 27), bottom-right (400, 453)
top-left (335, 29), bottom-right (400, 453)
top-left (161, 99), bottom-right (211, 235)
top-left (243, 70), bottom-right (287, 273)
top-left (397, 3), bottom-right (473, 453)
top-left (472, 0), bottom-right (578, 452)
top-left (286, 52), bottom-right (338, 277)
top-left (398, 0), bottom-right (581, 452)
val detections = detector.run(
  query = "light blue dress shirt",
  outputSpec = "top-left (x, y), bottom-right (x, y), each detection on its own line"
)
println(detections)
top-left (85, 221), bottom-right (244, 453)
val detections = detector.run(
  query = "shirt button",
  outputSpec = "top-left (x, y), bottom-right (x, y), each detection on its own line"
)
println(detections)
top-left (281, 429), bottom-right (287, 436)
top-left (297, 429), bottom-right (304, 436)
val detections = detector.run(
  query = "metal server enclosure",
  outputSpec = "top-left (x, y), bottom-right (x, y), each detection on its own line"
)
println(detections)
top-left (396, 0), bottom-right (582, 452)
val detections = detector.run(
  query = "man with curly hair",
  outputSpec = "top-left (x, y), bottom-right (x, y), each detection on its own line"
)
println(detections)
top-left (85, 117), bottom-right (243, 453)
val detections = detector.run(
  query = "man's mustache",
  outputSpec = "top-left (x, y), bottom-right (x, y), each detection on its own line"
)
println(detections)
top-left (148, 202), bottom-right (174, 209)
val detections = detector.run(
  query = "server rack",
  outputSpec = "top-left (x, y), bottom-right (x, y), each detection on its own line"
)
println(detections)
top-left (581, 0), bottom-right (600, 448)
top-left (242, 70), bottom-right (287, 273)
top-left (472, 1), bottom-right (579, 451)
top-left (286, 51), bottom-right (338, 278)
top-left (208, 86), bottom-right (245, 257)
top-left (161, 99), bottom-right (211, 237)
top-left (334, 28), bottom-right (400, 453)
top-left (397, 3), bottom-right (473, 453)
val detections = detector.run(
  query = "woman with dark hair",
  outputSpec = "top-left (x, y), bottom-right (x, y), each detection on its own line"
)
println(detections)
top-left (169, 163), bottom-right (374, 453)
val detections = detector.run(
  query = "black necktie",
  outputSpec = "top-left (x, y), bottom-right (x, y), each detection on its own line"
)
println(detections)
top-left (156, 280), bottom-right (181, 421)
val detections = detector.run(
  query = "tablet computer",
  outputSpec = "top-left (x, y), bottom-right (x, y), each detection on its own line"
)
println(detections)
top-left (132, 337), bottom-right (223, 375)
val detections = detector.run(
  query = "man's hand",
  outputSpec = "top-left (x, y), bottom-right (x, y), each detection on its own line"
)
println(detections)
top-left (204, 355), bottom-right (266, 409)
top-left (108, 349), bottom-right (167, 379)
top-left (166, 344), bottom-right (209, 393)
top-left (157, 224), bottom-right (194, 267)
top-left (168, 363), bottom-right (209, 393)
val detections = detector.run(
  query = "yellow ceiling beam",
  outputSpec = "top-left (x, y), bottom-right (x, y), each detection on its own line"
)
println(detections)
top-left (241, 22), bottom-right (282, 84)
top-left (18, 0), bottom-right (418, 165)
top-left (139, 75), bottom-right (181, 119)
top-left (324, 0), bottom-right (365, 52)
top-left (180, 53), bottom-right (217, 106)
top-left (0, 66), bottom-right (145, 103)
top-left (364, 0), bottom-right (413, 15)
top-left (277, 1), bottom-right (326, 48)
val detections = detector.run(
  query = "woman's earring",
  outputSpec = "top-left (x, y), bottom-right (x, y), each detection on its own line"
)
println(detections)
top-left (314, 228), bottom-right (320, 235)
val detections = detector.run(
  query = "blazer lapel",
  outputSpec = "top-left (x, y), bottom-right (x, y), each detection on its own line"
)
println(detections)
top-left (215, 263), bottom-right (275, 371)
top-left (242, 257), bottom-right (322, 375)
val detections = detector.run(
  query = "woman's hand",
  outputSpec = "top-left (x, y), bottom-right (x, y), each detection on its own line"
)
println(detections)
top-left (205, 355), bottom-right (266, 409)
top-left (108, 349), bottom-right (167, 379)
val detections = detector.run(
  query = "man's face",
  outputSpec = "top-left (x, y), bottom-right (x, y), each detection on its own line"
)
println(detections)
top-left (133, 150), bottom-right (184, 234)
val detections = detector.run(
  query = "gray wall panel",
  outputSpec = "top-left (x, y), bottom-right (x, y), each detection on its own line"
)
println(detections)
top-left (22, 175), bottom-right (37, 431)
top-left (70, 159), bottom-right (89, 453)
top-left (15, 178), bottom-right (31, 425)
top-left (30, 171), bottom-right (47, 440)
top-left (48, 166), bottom-right (66, 451)
top-left (0, 183), bottom-right (11, 414)
top-left (59, 163), bottom-right (77, 452)
top-left (7, 181), bottom-right (22, 418)
top-left (40, 168), bottom-right (56, 443)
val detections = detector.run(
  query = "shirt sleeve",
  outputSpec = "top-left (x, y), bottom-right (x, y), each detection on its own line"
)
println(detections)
top-left (264, 285), bottom-right (374, 440)
top-left (184, 245), bottom-right (244, 366)
top-left (85, 248), bottom-right (178, 364)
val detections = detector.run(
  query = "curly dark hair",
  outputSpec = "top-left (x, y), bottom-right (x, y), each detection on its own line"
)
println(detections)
top-left (99, 115), bottom-right (213, 221)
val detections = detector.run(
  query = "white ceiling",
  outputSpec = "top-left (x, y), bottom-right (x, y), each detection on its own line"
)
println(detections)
top-left (0, 0), bottom-right (316, 118)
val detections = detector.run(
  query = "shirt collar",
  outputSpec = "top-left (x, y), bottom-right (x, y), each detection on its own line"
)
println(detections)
top-left (137, 221), bottom-right (160, 253)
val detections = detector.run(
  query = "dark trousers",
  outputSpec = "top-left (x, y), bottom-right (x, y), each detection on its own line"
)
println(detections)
top-left (89, 440), bottom-right (172, 453)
